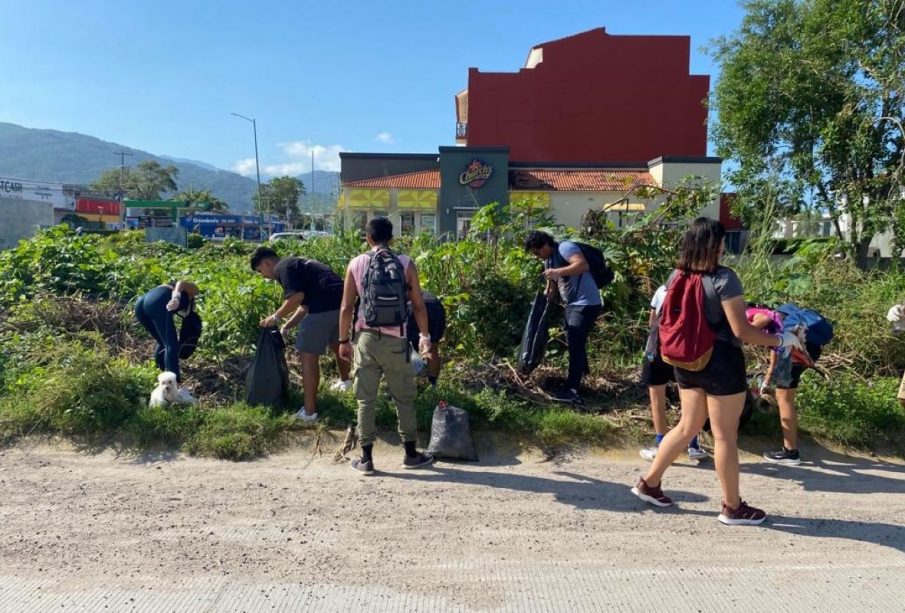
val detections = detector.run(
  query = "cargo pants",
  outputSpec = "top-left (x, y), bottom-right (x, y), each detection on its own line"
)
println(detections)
top-left (352, 330), bottom-right (418, 447)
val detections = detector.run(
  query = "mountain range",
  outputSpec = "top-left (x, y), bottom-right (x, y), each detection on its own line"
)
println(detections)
top-left (0, 122), bottom-right (339, 213)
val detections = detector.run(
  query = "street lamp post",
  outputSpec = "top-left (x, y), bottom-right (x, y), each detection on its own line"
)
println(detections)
top-left (230, 112), bottom-right (268, 237)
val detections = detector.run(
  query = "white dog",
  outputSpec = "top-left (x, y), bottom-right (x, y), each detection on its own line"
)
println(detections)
top-left (149, 372), bottom-right (182, 407)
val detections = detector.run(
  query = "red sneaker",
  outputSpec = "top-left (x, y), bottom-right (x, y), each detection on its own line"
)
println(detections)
top-left (631, 477), bottom-right (673, 507)
top-left (718, 500), bottom-right (767, 525)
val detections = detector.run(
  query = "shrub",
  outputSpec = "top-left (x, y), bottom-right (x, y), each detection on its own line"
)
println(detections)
top-left (796, 373), bottom-right (905, 451)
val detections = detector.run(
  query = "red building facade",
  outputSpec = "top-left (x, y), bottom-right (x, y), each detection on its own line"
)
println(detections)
top-left (456, 28), bottom-right (709, 164)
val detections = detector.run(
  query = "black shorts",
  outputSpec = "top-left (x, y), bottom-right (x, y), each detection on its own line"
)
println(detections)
top-left (674, 340), bottom-right (747, 396)
top-left (641, 353), bottom-right (675, 386)
top-left (778, 343), bottom-right (822, 390)
top-left (407, 299), bottom-right (446, 348)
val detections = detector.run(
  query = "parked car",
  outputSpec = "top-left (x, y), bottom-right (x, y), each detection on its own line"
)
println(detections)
top-left (269, 230), bottom-right (331, 241)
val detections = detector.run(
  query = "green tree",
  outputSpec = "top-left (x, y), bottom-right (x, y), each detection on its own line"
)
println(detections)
top-left (710, 0), bottom-right (905, 267)
top-left (253, 176), bottom-right (306, 223)
top-left (176, 188), bottom-right (229, 213)
top-left (91, 160), bottom-right (180, 201)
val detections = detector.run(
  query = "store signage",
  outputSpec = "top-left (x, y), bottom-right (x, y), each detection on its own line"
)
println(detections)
top-left (458, 159), bottom-right (493, 188)
top-left (0, 177), bottom-right (67, 208)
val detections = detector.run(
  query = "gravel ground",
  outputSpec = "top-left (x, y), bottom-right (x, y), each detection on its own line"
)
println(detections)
top-left (1, 436), bottom-right (903, 612)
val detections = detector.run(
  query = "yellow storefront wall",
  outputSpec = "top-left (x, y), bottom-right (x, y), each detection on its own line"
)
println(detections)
top-left (343, 188), bottom-right (390, 209)
top-left (396, 190), bottom-right (437, 211)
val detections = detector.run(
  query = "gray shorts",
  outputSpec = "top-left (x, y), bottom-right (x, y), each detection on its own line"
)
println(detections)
top-left (295, 310), bottom-right (340, 355)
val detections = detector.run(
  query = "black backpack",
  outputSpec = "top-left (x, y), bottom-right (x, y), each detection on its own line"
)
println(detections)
top-left (574, 242), bottom-right (615, 288)
top-left (361, 247), bottom-right (409, 332)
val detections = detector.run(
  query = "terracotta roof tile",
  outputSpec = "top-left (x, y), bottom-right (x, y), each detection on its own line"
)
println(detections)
top-left (509, 169), bottom-right (656, 191)
top-left (343, 169), bottom-right (440, 190)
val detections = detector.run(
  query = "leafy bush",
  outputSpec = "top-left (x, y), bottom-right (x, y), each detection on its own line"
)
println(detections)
top-left (0, 338), bottom-right (157, 438)
top-left (796, 373), bottom-right (905, 451)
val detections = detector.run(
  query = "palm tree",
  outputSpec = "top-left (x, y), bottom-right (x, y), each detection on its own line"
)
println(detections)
top-left (176, 188), bottom-right (229, 213)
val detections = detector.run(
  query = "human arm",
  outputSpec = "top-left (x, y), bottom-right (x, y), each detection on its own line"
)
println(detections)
top-left (542, 249), bottom-right (589, 281)
top-left (166, 280), bottom-right (199, 311)
top-left (280, 306), bottom-right (308, 336)
top-left (337, 267), bottom-right (359, 361)
top-left (406, 263), bottom-right (431, 357)
top-left (260, 292), bottom-right (305, 328)
top-left (723, 296), bottom-right (801, 350)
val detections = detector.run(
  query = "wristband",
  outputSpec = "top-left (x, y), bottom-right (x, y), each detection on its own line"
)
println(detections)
top-left (338, 338), bottom-right (351, 344)
top-left (419, 333), bottom-right (431, 341)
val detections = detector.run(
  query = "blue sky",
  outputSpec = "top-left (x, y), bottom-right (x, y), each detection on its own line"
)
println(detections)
top-left (1, 0), bottom-right (744, 178)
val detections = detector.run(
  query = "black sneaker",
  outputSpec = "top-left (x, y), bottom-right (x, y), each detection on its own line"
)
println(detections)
top-left (402, 451), bottom-right (434, 469)
top-left (552, 389), bottom-right (584, 406)
top-left (763, 448), bottom-right (801, 466)
top-left (351, 457), bottom-right (375, 475)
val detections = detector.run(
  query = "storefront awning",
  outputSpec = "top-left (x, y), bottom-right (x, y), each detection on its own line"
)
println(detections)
top-left (602, 201), bottom-right (647, 212)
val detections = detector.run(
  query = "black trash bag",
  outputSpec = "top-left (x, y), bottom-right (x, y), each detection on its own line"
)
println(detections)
top-left (246, 328), bottom-right (290, 408)
top-left (427, 401), bottom-right (478, 462)
top-left (517, 292), bottom-right (551, 376)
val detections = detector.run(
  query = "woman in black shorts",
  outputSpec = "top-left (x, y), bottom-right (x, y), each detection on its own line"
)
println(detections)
top-left (631, 218), bottom-right (802, 525)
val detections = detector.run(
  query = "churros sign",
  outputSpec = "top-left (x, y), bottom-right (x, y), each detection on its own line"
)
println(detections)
top-left (458, 158), bottom-right (493, 188)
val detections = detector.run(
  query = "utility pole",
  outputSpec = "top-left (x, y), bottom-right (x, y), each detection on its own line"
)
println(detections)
top-left (230, 113), bottom-right (266, 236)
top-left (113, 149), bottom-right (133, 225)
top-left (311, 150), bottom-right (315, 231)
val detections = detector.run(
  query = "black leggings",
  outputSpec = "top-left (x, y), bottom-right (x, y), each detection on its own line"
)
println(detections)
top-left (565, 304), bottom-right (602, 390)
top-left (135, 286), bottom-right (181, 382)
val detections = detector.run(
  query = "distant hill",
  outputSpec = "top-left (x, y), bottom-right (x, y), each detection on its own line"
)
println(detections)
top-left (0, 123), bottom-right (341, 214)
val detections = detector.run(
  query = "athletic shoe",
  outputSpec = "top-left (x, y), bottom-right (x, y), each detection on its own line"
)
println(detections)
top-left (687, 446), bottom-right (709, 461)
top-left (402, 451), bottom-right (434, 469)
top-left (350, 458), bottom-right (375, 475)
top-left (763, 448), bottom-right (801, 466)
top-left (630, 476), bottom-right (672, 507)
top-left (330, 379), bottom-right (353, 392)
top-left (552, 389), bottom-right (584, 406)
top-left (639, 446), bottom-right (658, 461)
top-left (176, 388), bottom-right (196, 405)
top-left (293, 408), bottom-right (318, 423)
top-left (718, 500), bottom-right (767, 526)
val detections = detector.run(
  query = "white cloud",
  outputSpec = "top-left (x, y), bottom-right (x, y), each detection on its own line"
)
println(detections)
top-left (230, 141), bottom-right (346, 178)
top-left (374, 131), bottom-right (396, 145)
top-left (230, 158), bottom-right (259, 177)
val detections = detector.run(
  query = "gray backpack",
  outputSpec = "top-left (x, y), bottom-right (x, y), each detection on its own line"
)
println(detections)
top-left (361, 247), bottom-right (408, 332)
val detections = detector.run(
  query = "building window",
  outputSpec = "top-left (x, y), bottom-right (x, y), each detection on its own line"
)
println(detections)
top-left (400, 212), bottom-right (415, 235)
top-left (456, 211), bottom-right (474, 239)
top-left (352, 211), bottom-right (367, 232)
top-left (420, 214), bottom-right (436, 235)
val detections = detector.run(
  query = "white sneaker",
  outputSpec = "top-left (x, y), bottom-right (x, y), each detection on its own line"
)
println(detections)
top-left (176, 388), bottom-right (196, 405)
top-left (330, 379), bottom-right (353, 392)
top-left (639, 446), bottom-right (658, 461)
top-left (293, 408), bottom-right (318, 422)
top-left (688, 446), bottom-right (709, 461)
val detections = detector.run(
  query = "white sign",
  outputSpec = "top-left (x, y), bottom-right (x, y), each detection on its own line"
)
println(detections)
top-left (0, 177), bottom-right (67, 209)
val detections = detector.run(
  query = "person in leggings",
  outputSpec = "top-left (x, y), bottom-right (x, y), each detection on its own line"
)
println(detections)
top-left (631, 218), bottom-right (802, 526)
top-left (134, 280), bottom-right (200, 403)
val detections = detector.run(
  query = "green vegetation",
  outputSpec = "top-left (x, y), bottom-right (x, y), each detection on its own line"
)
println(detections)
top-left (1, 195), bottom-right (905, 460)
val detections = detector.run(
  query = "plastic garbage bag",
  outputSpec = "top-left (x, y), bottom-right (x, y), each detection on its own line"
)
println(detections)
top-left (410, 347), bottom-right (427, 376)
top-left (427, 401), bottom-right (478, 461)
top-left (517, 293), bottom-right (550, 376)
top-left (246, 328), bottom-right (289, 407)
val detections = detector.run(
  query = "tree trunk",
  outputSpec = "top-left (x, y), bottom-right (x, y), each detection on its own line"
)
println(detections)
top-left (856, 237), bottom-right (872, 270)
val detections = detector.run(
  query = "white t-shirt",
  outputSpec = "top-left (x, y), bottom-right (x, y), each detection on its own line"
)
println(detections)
top-left (650, 285), bottom-right (667, 314)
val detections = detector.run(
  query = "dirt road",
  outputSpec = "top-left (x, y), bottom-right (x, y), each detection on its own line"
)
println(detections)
top-left (1, 436), bottom-right (903, 612)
